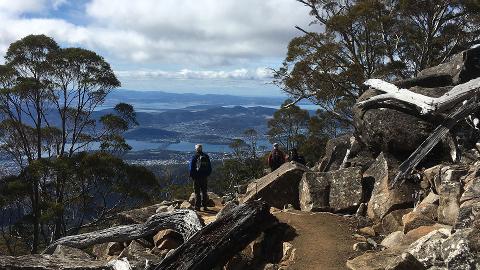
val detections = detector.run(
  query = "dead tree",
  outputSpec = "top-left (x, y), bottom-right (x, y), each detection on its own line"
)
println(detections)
top-left (43, 210), bottom-right (203, 254)
top-left (358, 78), bottom-right (480, 114)
top-left (153, 201), bottom-right (277, 270)
top-left (357, 78), bottom-right (480, 189)
top-left (392, 98), bottom-right (480, 188)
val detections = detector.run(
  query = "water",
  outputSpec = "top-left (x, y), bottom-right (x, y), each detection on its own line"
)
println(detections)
top-left (76, 139), bottom-right (272, 153)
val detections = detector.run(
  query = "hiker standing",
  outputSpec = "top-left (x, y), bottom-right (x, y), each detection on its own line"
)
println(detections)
top-left (268, 143), bottom-right (286, 171)
top-left (189, 144), bottom-right (212, 211)
top-left (288, 148), bottom-right (306, 165)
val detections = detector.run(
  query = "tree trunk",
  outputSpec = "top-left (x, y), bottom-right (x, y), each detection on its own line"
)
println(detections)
top-left (153, 201), bottom-right (277, 270)
top-left (390, 98), bottom-right (480, 189)
top-left (358, 78), bottom-right (480, 114)
top-left (43, 210), bottom-right (203, 254)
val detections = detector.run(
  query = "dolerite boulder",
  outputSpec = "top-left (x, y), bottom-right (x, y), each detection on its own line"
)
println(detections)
top-left (346, 247), bottom-right (408, 270)
top-left (407, 228), bottom-right (451, 268)
top-left (438, 179), bottom-right (463, 226)
top-left (461, 171), bottom-right (480, 204)
top-left (299, 172), bottom-right (330, 212)
top-left (0, 254), bottom-right (110, 270)
top-left (118, 240), bottom-right (162, 269)
top-left (299, 167), bottom-right (364, 212)
top-left (353, 86), bottom-right (451, 159)
top-left (242, 162), bottom-right (310, 209)
top-left (381, 208), bottom-right (412, 233)
top-left (441, 228), bottom-right (480, 269)
top-left (455, 200), bottom-right (480, 230)
top-left (53, 245), bottom-right (93, 261)
top-left (364, 153), bottom-right (418, 222)
top-left (329, 167), bottom-right (364, 212)
top-left (315, 134), bottom-right (352, 172)
top-left (418, 45), bottom-right (480, 85)
top-left (402, 193), bottom-right (439, 233)
top-left (117, 203), bottom-right (164, 224)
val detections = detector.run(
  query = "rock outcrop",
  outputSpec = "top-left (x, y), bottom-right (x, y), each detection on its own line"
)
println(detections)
top-left (345, 45), bottom-right (480, 270)
top-left (242, 162), bottom-right (310, 209)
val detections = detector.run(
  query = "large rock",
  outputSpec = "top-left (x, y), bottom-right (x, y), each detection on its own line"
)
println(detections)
top-left (299, 167), bottom-right (364, 212)
top-left (315, 134), bottom-right (352, 172)
top-left (329, 167), bottom-right (364, 212)
top-left (418, 45), bottom-right (480, 85)
top-left (404, 212), bottom-right (436, 234)
top-left (92, 242), bottom-right (124, 260)
top-left (298, 172), bottom-right (330, 211)
top-left (117, 204), bottom-right (163, 224)
top-left (404, 224), bottom-right (452, 244)
top-left (461, 174), bottom-right (480, 204)
top-left (242, 162), bottom-right (310, 209)
top-left (441, 228), bottom-right (480, 269)
top-left (455, 199), bottom-right (480, 230)
top-left (425, 165), bottom-right (468, 194)
top-left (381, 208), bottom-right (412, 233)
top-left (365, 153), bottom-right (418, 222)
top-left (153, 229), bottom-right (183, 250)
top-left (0, 254), bottom-right (109, 270)
top-left (407, 228), bottom-right (451, 268)
top-left (118, 240), bottom-right (162, 270)
top-left (52, 245), bottom-right (93, 261)
top-left (354, 85), bottom-right (451, 159)
top-left (385, 252), bottom-right (426, 270)
top-left (438, 180), bottom-right (462, 226)
top-left (381, 231), bottom-right (407, 249)
top-left (346, 247), bottom-right (407, 270)
top-left (402, 198), bottom-right (438, 234)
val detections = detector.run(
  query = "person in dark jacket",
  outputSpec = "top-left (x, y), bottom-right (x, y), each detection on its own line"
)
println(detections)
top-left (267, 143), bottom-right (286, 171)
top-left (189, 144), bottom-right (212, 211)
top-left (288, 148), bottom-right (306, 165)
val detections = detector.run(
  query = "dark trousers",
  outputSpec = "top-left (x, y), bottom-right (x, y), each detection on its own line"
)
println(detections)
top-left (193, 177), bottom-right (208, 207)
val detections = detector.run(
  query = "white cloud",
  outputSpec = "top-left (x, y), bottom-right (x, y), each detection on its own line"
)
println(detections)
top-left (0, 0), bottom-right (313, 67)
top-left (116, 67), bottom-right (273, 81)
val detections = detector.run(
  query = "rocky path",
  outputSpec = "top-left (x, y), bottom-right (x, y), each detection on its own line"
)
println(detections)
top-left (274, 210), bottom-right (359, 270)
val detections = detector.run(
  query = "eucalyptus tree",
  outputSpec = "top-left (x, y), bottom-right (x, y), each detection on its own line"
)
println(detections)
top-left (274, 0), bottom-right (480, 126)
top-left (0, 35), bottom-right (141, 253)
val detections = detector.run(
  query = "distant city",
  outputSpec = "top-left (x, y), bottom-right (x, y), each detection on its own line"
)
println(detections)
top-left (0, 89), bottom-right (317, 176)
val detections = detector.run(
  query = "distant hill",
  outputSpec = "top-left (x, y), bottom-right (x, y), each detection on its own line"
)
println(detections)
top-left (124, 127), bottom-right (179, 140)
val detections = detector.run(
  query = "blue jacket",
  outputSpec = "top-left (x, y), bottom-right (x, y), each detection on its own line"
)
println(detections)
top-left (189, 152), bottom-right (212, 178)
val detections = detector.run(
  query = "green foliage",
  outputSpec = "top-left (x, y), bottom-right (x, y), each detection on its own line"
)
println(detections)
top-left (267, 100), bottom-right (309, 152)
top-left (275, 0), bottom-right (480, 126)
top-left (0, 35), bottom-right (141, 253)
top-left (0, 151), bottom-right (160, 254)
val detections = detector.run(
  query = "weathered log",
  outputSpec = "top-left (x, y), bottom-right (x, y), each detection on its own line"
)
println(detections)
top-left (358, 77), bottom-right (480, 114)
top-left (43, 210), bottom-right (203, 254)
top-left (0, 254), bottom-right (110, 270)
top-left (390, 98), bottom-right (480, 189)
top-left (153, 201), bottom-right (277, 270)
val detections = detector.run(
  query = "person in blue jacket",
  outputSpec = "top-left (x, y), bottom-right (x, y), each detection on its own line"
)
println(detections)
top-left (189, 144), bottom-right (212, 211)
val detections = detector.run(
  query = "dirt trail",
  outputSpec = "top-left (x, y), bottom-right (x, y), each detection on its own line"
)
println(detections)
top-left (274, 210), bottom-right (359, 270)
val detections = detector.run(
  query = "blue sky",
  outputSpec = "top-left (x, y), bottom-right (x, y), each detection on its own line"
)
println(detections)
top-left (0, 0), bottom-right (315, 97)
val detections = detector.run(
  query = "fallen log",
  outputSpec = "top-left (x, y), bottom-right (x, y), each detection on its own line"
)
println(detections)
top-left (43, 210), bottom-right (203, 254)
top-left (390, 98), bottom-right (480, 189)
top-left (0, 254), bottom-right (110, 270)
top-left (358, 77), bottom-right (480, 114)
top-left (153, 201), bottom-right (277, 270)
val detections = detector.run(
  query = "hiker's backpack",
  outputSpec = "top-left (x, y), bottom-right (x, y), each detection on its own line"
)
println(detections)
top-left (196, 153), bottom-right (211, 175)
top-left (271, 150), bottom-right (283, 168)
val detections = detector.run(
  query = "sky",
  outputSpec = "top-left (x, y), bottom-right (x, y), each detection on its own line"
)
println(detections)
top-left (0, 0), bottom-right (315, 97)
